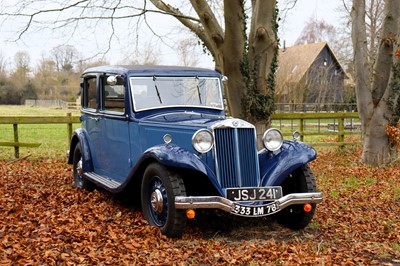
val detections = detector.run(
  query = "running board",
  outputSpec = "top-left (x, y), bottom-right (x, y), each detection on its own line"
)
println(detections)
top-left (85, 172), bottom-right (122, 189)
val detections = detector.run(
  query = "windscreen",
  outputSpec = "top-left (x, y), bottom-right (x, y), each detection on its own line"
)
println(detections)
top-left (130, 76), bottom-right (223, 111)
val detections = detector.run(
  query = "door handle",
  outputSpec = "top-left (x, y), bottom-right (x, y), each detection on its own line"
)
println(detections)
top-left (89, 117), bottom-right (100, 122)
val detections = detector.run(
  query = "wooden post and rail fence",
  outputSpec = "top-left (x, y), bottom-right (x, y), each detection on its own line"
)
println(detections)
top-left (271, 112), bottom-right (361, 147)
top-left (0, 112), bottom-right (361, 159)
top-left (0, 113), bottom-right (80, 159)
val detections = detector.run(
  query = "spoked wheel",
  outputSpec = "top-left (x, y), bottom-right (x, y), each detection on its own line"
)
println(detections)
top-left (141, 163), bottom-right (187, 238)
top-left (72, 143), bottom-right (93, 191)
top-left (275, 164), bottom-right (317, 229)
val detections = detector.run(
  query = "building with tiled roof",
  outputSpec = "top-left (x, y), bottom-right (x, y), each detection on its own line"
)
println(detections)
top-left (275, 42), bottom-right (348, 109)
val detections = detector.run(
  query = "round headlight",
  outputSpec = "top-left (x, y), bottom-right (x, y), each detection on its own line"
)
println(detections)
top-left (262, 128), bottom-right (283, 151)
top-left (192, 129), bottom-right (214, 153)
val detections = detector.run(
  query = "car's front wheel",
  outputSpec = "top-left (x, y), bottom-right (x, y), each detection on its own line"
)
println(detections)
top-left (72, 142), bottom-right (93, 191)
top-left (141, 163), bottom-right (187, 238)
top-left (274, 164), bottom-right (317, 229)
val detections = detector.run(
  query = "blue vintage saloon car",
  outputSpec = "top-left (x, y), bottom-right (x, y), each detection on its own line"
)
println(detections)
top-left (67, 65), bottom-right (323, 237)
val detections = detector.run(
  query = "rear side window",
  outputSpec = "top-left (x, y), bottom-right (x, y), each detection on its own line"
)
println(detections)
top-left (82, 77), bottom-right (97, 109)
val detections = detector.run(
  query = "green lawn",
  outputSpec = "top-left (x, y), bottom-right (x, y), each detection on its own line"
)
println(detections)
top-left (0, 105), bottom-right (80, 159)
top-left (0, 105), bottom-right (80, 116)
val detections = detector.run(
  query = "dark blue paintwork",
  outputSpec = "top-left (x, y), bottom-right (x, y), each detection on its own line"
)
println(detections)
top-left (143, 144), bottom-right (223, 194)
top-left (258, 141), bottom-right (317, 186)
top-left (68, 65), bottom-right (317, 196)
top-left (69, 128), bottom-right (93, 173)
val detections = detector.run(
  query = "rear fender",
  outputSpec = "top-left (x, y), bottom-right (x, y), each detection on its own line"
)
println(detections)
top-left (67, 128), bottom-right (94, 173)
top-left (259, 141), bottom-right (317, 186)
top-left (139, 144), bottom-right (223, 195)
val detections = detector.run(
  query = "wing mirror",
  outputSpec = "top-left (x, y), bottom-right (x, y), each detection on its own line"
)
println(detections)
top-left (107, 75), bottom-right (122, 86)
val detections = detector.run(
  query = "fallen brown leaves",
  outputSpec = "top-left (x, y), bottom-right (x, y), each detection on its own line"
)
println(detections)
top-left (396, 48), bottom-right (400, 58)
top-left (1, 149), bottom-right (399, 265)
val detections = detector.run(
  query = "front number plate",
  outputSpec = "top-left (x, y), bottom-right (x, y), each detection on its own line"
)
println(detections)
top-left (226, 187), bottom-right (282, 202)
top-left (231, 202), bottom-right (279, 217)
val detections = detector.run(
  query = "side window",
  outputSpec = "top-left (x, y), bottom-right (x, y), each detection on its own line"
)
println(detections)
top-left (102, 75), bottom-right (125, 113)
top-left (83, 76), bottom-right (97, 109)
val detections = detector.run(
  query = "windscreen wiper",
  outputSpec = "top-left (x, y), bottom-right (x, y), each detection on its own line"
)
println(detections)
top-left (153, 76), bottom-right (162, 104)
top-left (196, 76), bottom-right (202, 104)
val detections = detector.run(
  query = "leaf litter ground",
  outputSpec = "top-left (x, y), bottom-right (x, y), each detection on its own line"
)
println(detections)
top-left (1, 148), bottom-right (399, 265)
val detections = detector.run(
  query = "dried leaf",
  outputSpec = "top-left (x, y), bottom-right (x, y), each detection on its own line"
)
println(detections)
top-left (0, 155), bottom-right (399, 265)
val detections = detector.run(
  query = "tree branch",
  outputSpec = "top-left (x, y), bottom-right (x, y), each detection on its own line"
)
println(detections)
top-left (189, 0), bottom-right (224, 47)
top-left (149, 0), bottom-right (220, 67)
top-left (3, 0), bottom-right (90, 40)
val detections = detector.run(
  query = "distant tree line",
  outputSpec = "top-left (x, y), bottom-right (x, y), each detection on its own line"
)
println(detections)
top-left (0, 38), bottom-right (203, 106)
top-left (0, 45), bottom-right (89, 105)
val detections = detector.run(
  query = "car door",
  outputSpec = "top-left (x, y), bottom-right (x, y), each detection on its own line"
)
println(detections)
top-left (82, 73), bottom-right (132, 183)
top-left (81, 74), bottom-right (103, 173)
top-left (96, 74), bottom-right (132, 182)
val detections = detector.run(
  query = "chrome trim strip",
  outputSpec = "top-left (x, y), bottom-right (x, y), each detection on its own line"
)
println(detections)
top-left (175, 192), bottom-right (323, 214)
top-left (85, 172), bottom-right (122, 189)
top-left (175, 196), bottom-right (233, 212)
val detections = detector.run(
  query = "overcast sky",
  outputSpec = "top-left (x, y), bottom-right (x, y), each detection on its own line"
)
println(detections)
top-left (279, 0), bottom-right (343, 46)
top-left (0, 0), bottom-right (344, 70)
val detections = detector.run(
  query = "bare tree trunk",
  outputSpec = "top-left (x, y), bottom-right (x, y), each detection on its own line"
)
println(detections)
top-left (352, 0), bottom-right (400, 165)
top-left (248, 0), bottom-right (277, 147)
top-left (361, 104), bottom-right (392, 164)
top-left (222, 0), bottom-right (246, 117)
top-left (249, 0), bottom-right (277, 94)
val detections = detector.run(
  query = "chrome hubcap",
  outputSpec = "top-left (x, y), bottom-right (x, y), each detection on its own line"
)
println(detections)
top-left (150, 189), bottom-right (164, 213)
top-left (76, 159), bottom-right (83, 177)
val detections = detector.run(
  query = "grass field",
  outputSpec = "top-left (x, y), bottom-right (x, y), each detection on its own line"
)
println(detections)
top-left (0, 105), bottom-right (80, 159)
top-left (0, 105), bottom-right (80, 116)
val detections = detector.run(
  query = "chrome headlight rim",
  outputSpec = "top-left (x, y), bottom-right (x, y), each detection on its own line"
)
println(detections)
top-left (262, 128), bottom-right (283, 151)
top-left (192, 129), bottom-right (214, 153)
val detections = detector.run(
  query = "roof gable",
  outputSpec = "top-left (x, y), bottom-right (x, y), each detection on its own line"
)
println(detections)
top-left (276, 42), bottom-right (346, 86)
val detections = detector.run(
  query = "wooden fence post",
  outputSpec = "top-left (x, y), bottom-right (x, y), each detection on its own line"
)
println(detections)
top-left (338, 117), bottom-right (345, 147)
top-left (299, 118), bottom-right (304, 142)
top-left (13, 124), bottom-right (19, 159)
top-left (67, 113), bottom-right (72, 147)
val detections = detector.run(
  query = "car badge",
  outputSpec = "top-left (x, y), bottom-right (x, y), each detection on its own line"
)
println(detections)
top-left (232, 120), bottom-right (239, 127)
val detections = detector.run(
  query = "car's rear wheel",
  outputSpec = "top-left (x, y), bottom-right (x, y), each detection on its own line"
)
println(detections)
top-left (141, 163), bottom-right (187, 238)
top-left (72, 143), bottom-right (93, 191)
top-left (274, 164), bottom-right (317, 229)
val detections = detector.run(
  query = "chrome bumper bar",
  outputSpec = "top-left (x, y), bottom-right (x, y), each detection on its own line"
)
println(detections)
top-left (175, 192), bottom-right (323, 214)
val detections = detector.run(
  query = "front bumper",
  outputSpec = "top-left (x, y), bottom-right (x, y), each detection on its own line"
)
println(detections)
top-left (175, 192), bottom-right (323, 217)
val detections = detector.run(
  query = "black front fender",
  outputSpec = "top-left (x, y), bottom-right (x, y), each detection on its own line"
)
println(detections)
top-left (259, 141), bottom-right (317, 186)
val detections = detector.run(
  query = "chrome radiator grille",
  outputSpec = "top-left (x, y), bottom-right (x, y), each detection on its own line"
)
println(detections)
top-left (214, 127), bottom-right (260, 188)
